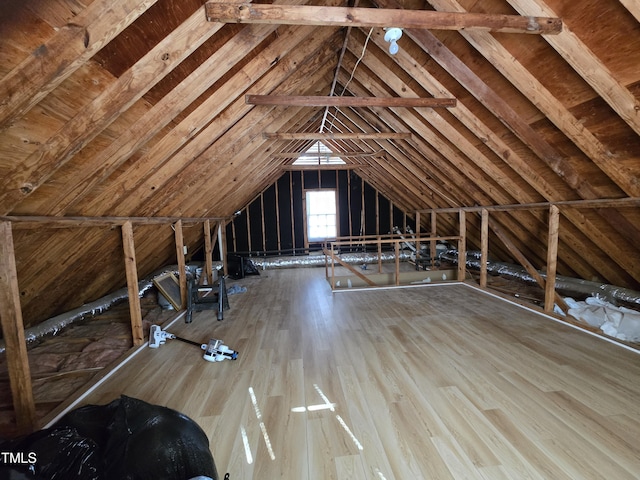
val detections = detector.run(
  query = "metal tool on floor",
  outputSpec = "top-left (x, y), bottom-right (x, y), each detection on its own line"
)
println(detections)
top-left (149, 325), bottom-right (238, 362)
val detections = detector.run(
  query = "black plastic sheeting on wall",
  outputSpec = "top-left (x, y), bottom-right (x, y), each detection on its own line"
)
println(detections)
top-left (0, 396), bottom-right (218, 480)
top-left (227, 170), bottom-right (413, 256)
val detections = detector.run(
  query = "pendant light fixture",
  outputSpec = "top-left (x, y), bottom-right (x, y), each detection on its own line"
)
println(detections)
top-left (383, 27), bottom-right (403, 55)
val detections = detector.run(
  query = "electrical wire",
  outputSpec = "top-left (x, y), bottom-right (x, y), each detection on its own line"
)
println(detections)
top-left (326, 27), bottom-right (374, 133)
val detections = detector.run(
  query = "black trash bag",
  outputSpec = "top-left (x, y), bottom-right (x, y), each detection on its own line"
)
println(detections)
top-left (0, 425), bottom-right (104, 480)
top-left (0, 396), bottom-right (218, 480)
top-left (227, 254), bottom-right (260, 279)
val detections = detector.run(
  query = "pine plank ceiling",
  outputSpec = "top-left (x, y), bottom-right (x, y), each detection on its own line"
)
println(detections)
top-left (0, 0), bottom-right (639, 326)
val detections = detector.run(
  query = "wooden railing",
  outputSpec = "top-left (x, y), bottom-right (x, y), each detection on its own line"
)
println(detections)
top-left (416, 198), bottom-right (640, 316)
top-left (323, 233), bottom-right (462, 289)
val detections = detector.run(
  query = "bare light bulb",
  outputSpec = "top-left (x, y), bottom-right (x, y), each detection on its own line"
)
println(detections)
top-left (384, 27), bottom-right (403, 55)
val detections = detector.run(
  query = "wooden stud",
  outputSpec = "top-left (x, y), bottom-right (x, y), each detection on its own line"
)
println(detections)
top-left (0, 221), bottom-right (36, 434)
top-left (275, 181), bottom-right (282, 253)
top-left (173, 220), bottom-right (186, 309)
top-left (204, 220), bottom-right (214, 284)
top-left (395, 241), bottom-right (401, 286)
top-left (261, 192), bottom-right (267, 253)
top-left (246, 206), bottom-right (252, 253)
top-left (430, 211), bottom-right (437, 268)
top-left (480, 209), bottom-right (489, 288)
top-left (290, 173), bottom-right (296, 253)
top-left (458, 210), bottom-right (466, 281)
top-left (415, 211), bottom-right (421, 263)
top-left (231, 218), bottom-right (237, 253)
top-left (347, 171), bottom-right (353, 238)
top-left (375, 189), bottom-right (380, 236)
top-left (218, 222), bottom-right (228, 277)
top-left (545, 205), bottom-right (560, 312)
top-left (302, 173), bottom-right (308, 250)
top-left (361, 176), bottom-right (365, 238)
top-left (121, 221), bottom-right (144, 346)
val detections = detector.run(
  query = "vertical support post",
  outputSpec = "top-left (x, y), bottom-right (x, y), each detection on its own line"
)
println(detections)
top-left (246, 205), bottom-right (252, 253)
top-left (275, 180), bottom-right (282, 253)
top-left (360, 176), bottom-right (365, 240)
top-left (218, 221), bottom-right (228, 277)
top-left (260, 193), bottom-right (266, 252)
top-left (174, 220), bottom-right (186, 309)
top-left (121, 221), bottom-right (144, 347)
top-left (545, 205), bottom-right (560, 312)
top-left (0, 221), bottom-right (36, 434)
top-left (324, 242), bottom-right (328, 279)
top-left (395, 240), bottom-right (400, 286)
top-left (290, 173), bottom-right (297, 254)
top-left (231, 216), bottom-right (237, 252)
top-left (430, 211), bottom-right (437, 267)
top-left (331, 243), bottom-right (336, 289)
top-left (415, 211), bottom-right (421, 265)
top-left (377, 236), bottom-right (382, 273)
top-left (203, 220), bottom-right (213, 285)
top-left (347, 170), bottom-right (352, 239)
top-left (458, 210), bottom-right (466, 281)
top-left (375, 189), bottom-right (380, 236)
top-left (480, 209), bottom-right (489, 288)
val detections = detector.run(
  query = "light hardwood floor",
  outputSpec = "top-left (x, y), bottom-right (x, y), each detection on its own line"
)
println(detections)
top-left (74, 267), bottom-right (640, 479)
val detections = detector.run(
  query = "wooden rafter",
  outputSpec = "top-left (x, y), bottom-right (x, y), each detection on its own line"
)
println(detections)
top-left (0, 0), bottom-right (158, 129)
top-left (45, 21), bottom-right (289, 216)
top-left (247, 95), bottom-right (456, 108)
top-left (620, 0), bottom-right (640, 22)
top-left (75, 27), bottom-right (339, 218)
top-left (505, 0), bottom-right (640, 137)
top-left (205, 3), bottom-right (562, 34)
top-left (427, 0), bottom-right (640, 197)
top-left (0, 9), bottom-right (219, 216)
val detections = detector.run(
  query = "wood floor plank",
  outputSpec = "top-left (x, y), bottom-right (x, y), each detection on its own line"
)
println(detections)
top-left (71, 268), bottom-right (640, 479)
top-left (482, 408), bottom-right (573, 480)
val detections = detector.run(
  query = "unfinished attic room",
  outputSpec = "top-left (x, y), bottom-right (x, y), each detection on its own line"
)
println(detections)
top-left (2, 0), bottom-right (640, 477)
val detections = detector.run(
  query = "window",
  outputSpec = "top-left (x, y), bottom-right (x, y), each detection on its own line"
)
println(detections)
top-left (292, 141), bottom-right (346, 166)
top-left (306, 190), bottom-right (337, 242)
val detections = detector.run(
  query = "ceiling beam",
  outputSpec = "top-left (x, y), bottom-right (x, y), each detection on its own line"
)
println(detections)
top-left (273, 151), bottom-right (384, 158)
top-left (281, 164), bottom-right (365, 170)
top-left (205, 3), bottom-right (562, 34)
top-left (263, 132), bottom-right (411, 140)
top-left (247, 95), bottom-right (456, 108)
top-left (417, 197), bottom-right (640, 213)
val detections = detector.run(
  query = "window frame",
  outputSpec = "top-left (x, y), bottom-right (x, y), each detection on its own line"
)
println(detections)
top-left (303, 188), bottom-right (338, 245)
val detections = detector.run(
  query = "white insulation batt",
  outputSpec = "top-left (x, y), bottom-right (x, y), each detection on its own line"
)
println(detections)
top-left (562, 297), bottom-right (640, 342)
